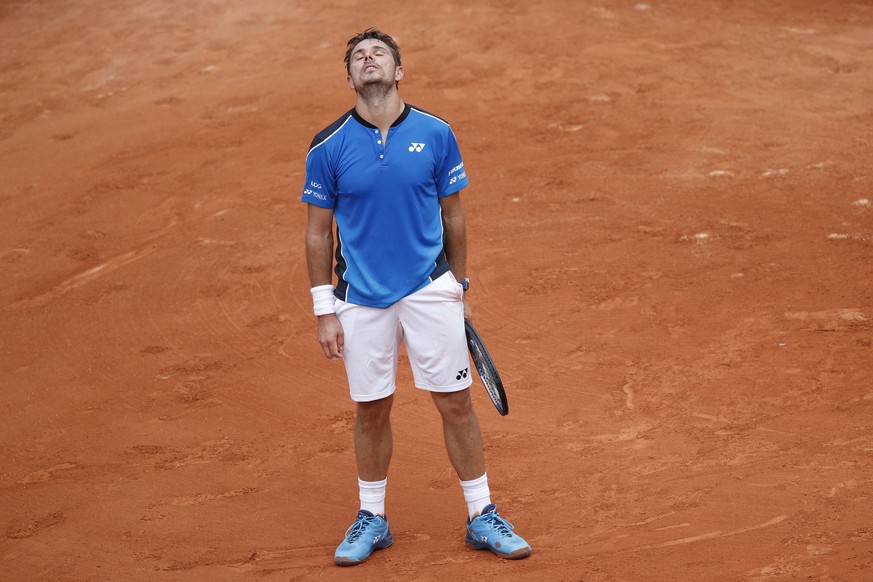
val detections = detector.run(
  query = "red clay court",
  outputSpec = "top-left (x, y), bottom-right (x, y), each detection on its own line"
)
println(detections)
top-left (2, 1), bottom-right (872, 580)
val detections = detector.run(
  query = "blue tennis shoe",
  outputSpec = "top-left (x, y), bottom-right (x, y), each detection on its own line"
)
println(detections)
top-left (334, 510), bottom-right (394, 566)
top-left (465, 504), bottom-right (532, 559)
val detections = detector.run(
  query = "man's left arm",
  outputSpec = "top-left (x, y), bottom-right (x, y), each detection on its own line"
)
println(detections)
top-left (439, 192), bottom-right (472, 320)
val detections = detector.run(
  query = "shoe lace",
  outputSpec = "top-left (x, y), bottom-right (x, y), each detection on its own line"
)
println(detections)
top-left (344, 514), bottom-right (379, 543)
top-left (478, 512), bottom-right (515, 538)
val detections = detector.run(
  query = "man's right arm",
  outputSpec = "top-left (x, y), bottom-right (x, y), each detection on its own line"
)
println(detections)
top-left (305, 204), bottom-right (344, 359)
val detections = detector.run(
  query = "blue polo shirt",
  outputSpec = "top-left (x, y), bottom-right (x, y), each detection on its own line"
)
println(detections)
top-left (302, 104), bottom-right (469, 308)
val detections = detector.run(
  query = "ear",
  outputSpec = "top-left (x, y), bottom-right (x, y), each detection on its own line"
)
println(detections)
top-left (395, 65), bottom-right (404, 83)
top-left (347, 74), bottom-right (355, 91)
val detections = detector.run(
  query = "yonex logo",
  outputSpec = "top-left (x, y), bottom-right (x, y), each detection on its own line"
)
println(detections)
top-left (408, 142), bottom-right (426, 152)
top-left (304, 189), bottom-right (327, 201)
top-left (456, 367), bottom-right (468, 381)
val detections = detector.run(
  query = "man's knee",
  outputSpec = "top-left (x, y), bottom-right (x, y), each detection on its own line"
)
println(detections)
top-left (356, 395), bottom-right (394, 427)
top-left (431, 389), bottom-right (475, 421)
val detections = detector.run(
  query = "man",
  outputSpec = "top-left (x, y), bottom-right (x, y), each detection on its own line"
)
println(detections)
top-left (301, 28), bottom-right (531, 566)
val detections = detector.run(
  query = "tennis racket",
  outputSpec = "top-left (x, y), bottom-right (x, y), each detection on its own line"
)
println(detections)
top-left (464, 319), bottom-right (509, 416)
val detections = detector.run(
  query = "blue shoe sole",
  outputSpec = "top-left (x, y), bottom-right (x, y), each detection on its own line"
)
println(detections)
top-left (465, 536), bottom-right (532, 559)
top-left (334, 533), bottom-right (394, 566)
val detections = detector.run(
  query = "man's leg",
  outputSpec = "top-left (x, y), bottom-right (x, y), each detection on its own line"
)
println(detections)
top-left (335, 395), bottom-right (396, 566)
top-left (430, 388), bottom-right (485, 481)
top-left (355, 394), bottom-right (394, 483)
top-left (335, 298), bottom-right (400, 513)
top-left (431, 388), bottom-right (532, 560)
top-left (333, 295), bottom-right (400, 566)
top-left (399, 274), bottom-right (531, 558)
top-left (431, 389), bottom-right (493, 518)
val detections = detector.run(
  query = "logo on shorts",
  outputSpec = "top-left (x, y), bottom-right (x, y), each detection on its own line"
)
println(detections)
top-left (408, 142), bottom-right (426, 153)
top-left (456, 367), bottom-right (469, 381)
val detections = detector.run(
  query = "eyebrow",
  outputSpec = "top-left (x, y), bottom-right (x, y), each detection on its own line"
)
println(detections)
top-left (351, 44), bottom-right (389, 58)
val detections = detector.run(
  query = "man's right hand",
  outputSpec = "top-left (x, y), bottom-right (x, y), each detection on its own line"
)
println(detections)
top-left (317, 313), bottom-right (344, 359)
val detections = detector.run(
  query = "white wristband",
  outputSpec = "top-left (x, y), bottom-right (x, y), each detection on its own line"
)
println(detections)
top-left (310, 285), bottom-right (336, 316)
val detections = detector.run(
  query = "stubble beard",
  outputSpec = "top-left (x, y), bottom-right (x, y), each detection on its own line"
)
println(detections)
top-left (354, 74), bottom-right (396, 104)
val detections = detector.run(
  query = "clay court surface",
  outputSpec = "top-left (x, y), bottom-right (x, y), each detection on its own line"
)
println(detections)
top-left (3, 0), bottom-right (873, 580)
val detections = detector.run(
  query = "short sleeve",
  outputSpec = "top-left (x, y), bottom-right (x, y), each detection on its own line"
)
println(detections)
top-left (301, 143), bottom-right (336, 208)
top-left (436, 127), bottom-right (468, 197)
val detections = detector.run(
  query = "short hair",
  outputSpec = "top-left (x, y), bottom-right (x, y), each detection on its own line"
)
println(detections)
top-left (344, 28), bottom-right (402, 74)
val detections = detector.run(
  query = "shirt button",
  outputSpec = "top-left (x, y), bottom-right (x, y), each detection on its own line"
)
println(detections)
top-left (379, 154), bottom-right (384, 159)
top-left (377, 140), bottom-right (382, 144)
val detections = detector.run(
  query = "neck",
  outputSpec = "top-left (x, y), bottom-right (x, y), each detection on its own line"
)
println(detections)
top-left (355, 88), bottom-right (404, 132)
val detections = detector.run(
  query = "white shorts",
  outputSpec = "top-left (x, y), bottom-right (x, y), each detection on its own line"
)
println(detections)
top-left (335, 272), bottom-right (473, 402)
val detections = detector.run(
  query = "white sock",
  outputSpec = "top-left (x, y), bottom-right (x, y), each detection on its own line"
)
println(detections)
top-left (359, 477), bottom-right (387, 516)
top-left (460, 473), bottom-right (491, 519)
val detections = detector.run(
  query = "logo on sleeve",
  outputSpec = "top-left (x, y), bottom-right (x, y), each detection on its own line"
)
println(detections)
top-left (303, 189), bottom-right (328, 201)
top-left (408, 142), bottom-right (426, 153)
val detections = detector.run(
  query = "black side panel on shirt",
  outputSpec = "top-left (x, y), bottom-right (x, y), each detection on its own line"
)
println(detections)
top-left (334, 226), bottom-right (348, 301)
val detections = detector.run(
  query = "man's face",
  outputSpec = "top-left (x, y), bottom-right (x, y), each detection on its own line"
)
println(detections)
top-left (347, 39), bottom-right (403, 91)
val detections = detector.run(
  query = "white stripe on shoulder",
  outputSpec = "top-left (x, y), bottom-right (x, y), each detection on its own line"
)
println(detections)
top-left (306, 115), bottom-right (353, 160)
top-left (409, 107), bottom-right (451, 128)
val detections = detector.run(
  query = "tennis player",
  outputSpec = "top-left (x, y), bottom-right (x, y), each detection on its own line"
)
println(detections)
top-left (301, 28), bottom-right (531, 566)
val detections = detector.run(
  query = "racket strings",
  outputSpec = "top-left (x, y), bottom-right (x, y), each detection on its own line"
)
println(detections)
top-left (465, 322), bottom-right (508, 416)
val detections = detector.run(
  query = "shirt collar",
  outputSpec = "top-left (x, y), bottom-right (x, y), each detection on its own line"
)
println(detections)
top-left (351, 103), bottom-right (411, 129)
